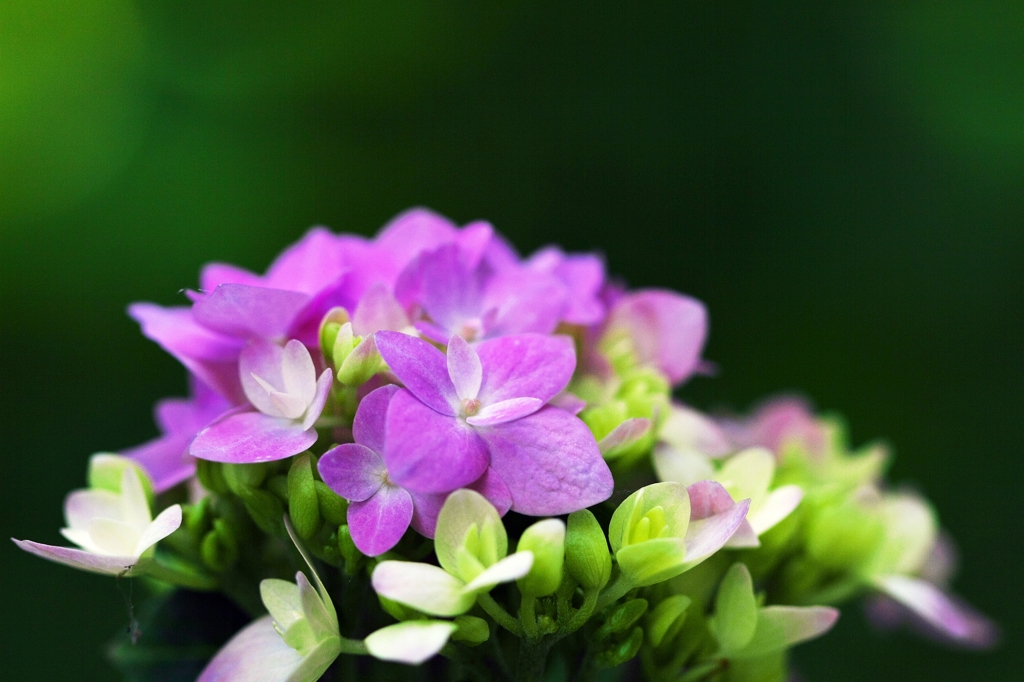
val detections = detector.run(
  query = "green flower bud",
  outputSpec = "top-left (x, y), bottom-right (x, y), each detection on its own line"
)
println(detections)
top-left (200, 519), bottom-right (238, 572)
top-left (288, 454), bottom-right (322, 540)
top-left (565, 509), bottom-right (612, 590)
top-left (267, 474), bottom-right (290, 501)
top-left (338, 525), bottom-right (363, 576)
top-left (452, 615), bottom-right (490, 645)
top-left (314, 480), bottom-right (349, 527)
top-left (222, 461), bottom-right (269, 494)
top-left (337, 335), bottom-right (386, 387)
top-left (237, 486), bottom-right (286, 536)
top-left (196, 458), bottom-right (229, 496)
top-left (318, 307), bottom-right (351, 364)
top-left (516, 518), bottom-right (566, 598)
top-left (646, 594), bottom-right (691, 649)
top-left (708, 563), bottom-right (758, 653)
top-left (435, 489), bottom-right (508, 583)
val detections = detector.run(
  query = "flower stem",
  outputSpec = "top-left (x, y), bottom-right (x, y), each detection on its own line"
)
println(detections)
top-left (478, 593), bottom-right (525, 637)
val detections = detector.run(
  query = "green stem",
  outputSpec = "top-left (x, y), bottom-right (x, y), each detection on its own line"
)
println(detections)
top-left (558, 587), bottom-right (600, 637)
top-left (478, 593), bottom-right (525, 637)
top-left (596, 574), bottom-right (633, 612)
top-left (514, 636), bottom-right (550, 682)
top-left (521, 595), bottom-right (540, 638)
top-left (337, 637), bottom-right (369, 656)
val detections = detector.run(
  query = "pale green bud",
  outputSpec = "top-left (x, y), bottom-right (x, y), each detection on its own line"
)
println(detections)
top-left (452, 615), bottom-right (490, 645)
top-left (516, 518), bottom-right (566, 598)
top-left (435, 489), bottom-right (507, 583)
top-left (596, 598), bottom-right (648, 641)
top-left (318, 307), bottom-right (351, 364)
top-left (806, 499), bottom-right (884, 571)
top-left (288, 454), bottom-right (322, 540)
top-left (87, 454), bottom-right (154, 506)
top-left (565, 509), bottom-right (611, 590)
top-left (337, 335), bottom-right (386, 386)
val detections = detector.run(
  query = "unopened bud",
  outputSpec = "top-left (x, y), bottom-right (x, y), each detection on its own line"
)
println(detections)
top-left (288, 454), bottom-right (322, 539)
top-left (517, 518), bottom-right (566, 598)
top-left (452, 615), bottom-right (490, 645)
top-left (565, 509), bottom-right (611, 590)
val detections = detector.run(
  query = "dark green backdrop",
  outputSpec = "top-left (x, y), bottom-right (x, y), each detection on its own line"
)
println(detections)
top-left (1, 2), bottom-right (1020, 679)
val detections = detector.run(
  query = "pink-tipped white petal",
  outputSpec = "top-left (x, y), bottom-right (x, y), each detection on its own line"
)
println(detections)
top-left (196, 615), bottom-right (326, 682)
top-left (750, 485), bottom-right (803, 535)
top-left (301, 369), bottom-right (333, 430)
top-left (598, 418), bottom-right (652, 455)
top-left (365, 621), bottom-right (457, 665)
top-left (64, 489), bottom-right (121, 531)
top-left (874, 575), bottom-right (996, 646)
top-left (134, 504), bottom-right (182, 555)
top-left (12, 539), bottom-right (139, 576)
top-left (371, 561), bottom-right (476, 617)
top-left (447, 335), bottom-right (482, 401)
top-left (683, 495), bottom-right (751, 569)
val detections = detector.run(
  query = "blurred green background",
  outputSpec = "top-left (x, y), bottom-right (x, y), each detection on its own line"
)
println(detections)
top-left (1, 1), bottom-right (1021, 679)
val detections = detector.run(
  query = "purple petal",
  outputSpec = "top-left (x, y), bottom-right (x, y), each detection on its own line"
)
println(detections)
top-left (480, 407), bottom-right (613, 515)
top-left (467, 397), bottom-right (543, 426)
top-left (607, 290), bottom-right (707, 385)
top-left (199, 263), bottom-right (263, 293)
top-left (123, 432), bottom-right (195, 493)
top-left (549, 391), bottom-right (587, 416)
top-left (454, 222), bottom-right (494, 268)
top-left (875, 575), bottom-right (999, 648)
top-left (409, 491), bottom-right (447, 538)
top-left (384, 390), bottom-right (489, 494)
top-left (348, 485), bottom-right (415, 556)
top-left (318, 443), bottom-right (386, 502)
top-left (128, 303), bottom-right (245, 403)
top-left (482, 269), bottom-right (565, 337)
top-left (407, 467), bottom-right (512, 538)
top-left (12, 539), bottom-right (139, 576)
top-left (374, 331), bottom-right (457, 415)
top-left (190, 411), bottom-right (316, 463)
top-left (475, 334), bottom-right (576, 405)
top-left (264, 227), bottom-right (347, 294)
top-left (374, 208), bottom-right (461, 272)
top-left (352, 385), bottom-right (400, 454)
top-left (192, 284), bottom-right (310, 340)
top-left (446, 335), bottom-right (482, 401)
top-left (396, 245), bottom-right (484, 334)
top-left (286, 274), bottom-right (357, 347)
top-left (353, 282), bottom-right (410, 336)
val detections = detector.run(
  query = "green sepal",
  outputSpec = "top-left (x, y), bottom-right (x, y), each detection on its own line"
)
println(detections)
top-left (616, 539), bottom-right (688, 587)
top-left (647, 594), bottom-right (691, 649)
top-left (288, 454), bottom-right (322, 539)
top-left (595, 626), bottom-right (644, 669)
top-left (565, 509), bottom-right (612, 590)
top-left (337, 336), bottom-right (386, 386)
top-left (596, 598), bottom-right (648, 641)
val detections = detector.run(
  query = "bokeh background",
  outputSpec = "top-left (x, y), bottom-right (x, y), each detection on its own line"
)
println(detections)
top-left (1, 1), bottom-right (1021, 679)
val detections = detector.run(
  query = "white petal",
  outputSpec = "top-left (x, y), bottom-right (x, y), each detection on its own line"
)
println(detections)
top-left (88, 518), bottom-right (142, 556)
top-left (750, 485), bottom-right (803, 536)
top-left (281, 339), bottom-right (317, 406)
top-left (463, 551), bottom-right (534, 594)
top-left (372, 561), bottom-right (475, 617)
top-left (365, 621), bottom-right (457, 664)
top-left (261, 579), bottom-right (305, 633)
top-left (197, 615), bottom-right (339, 682)
top-left (134, 504), bottom-right (183, 556)
top-left (652, 444), bottom-right (714, 486)
top-left (64, 489), bottom-right (121, 530)
top-left (718, 448), bottom-right (775, 502)
top-left (120, 465), bottom-right (152, 529)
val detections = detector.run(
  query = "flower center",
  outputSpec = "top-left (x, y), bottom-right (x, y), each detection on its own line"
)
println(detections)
top-left (462, 398), bottom-right (482, 416)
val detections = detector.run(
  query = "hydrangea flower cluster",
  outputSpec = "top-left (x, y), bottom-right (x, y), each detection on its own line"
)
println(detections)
top-left (14, 209), bottom-right (995, 682)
